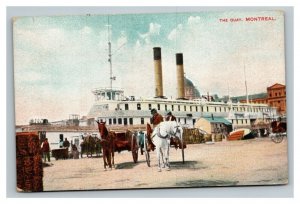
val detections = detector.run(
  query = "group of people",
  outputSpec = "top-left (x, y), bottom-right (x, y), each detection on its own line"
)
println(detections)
top-left (150, 108), bottom-right (176, 127)
top-left (40, 137), bottom-right (72, 163)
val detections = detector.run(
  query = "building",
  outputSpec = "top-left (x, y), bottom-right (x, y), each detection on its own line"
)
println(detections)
top-left (232, 83), bottom-right (286, 116)
top-left (194, 116), bottom-right (232, 135)
top-left (16, 125), bottom-right (100, 151)
top-left (267, 83), bottom-right (286, 115)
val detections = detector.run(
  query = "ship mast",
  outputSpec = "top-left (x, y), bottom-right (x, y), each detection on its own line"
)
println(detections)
top-left (107, 16), bottom-right (115, 100)
top-left (108, 41), bottom-right (114, 99)
top-left (106, 15), bottom-right (125, 100)
top-left (243, 61), bottom-right (249, 104)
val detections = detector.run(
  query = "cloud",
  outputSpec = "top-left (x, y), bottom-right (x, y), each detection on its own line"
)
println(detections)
top-left (80, 26), bottom-right (92, 35)
top-left (187, 16), bottom-right (201, 26)
top-left (135, 40), bottom-right (141, 48)
top-left (14, 28), bottom-right (66, 53)
top-left (167, 16), bottom-right (201, 39)
top-left (167, 24), bottom-right (183, 41)
top-left (138, 22), bottom-right (161, 45)
top-left (149, 23), bottom-right (161, 35)
top-left (117, 31), bottom-right (127, 47)
top-left (18, 71), bottom-right (48, 84)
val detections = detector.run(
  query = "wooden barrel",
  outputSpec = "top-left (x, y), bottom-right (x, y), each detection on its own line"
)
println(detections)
top-left (182, 128), bottom-right (205, 144)
top-left (215, 134), bottom-right (223, 142)
top-left (204, 134), bottom-right (212, 142)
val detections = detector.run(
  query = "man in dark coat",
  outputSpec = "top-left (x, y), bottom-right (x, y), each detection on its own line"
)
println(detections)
top-left (165, 111), bottom-right (176, 122)
top-left (63, 138), bottom-right (70, 150)
top-left (150, 108), bottom-right (163, 128)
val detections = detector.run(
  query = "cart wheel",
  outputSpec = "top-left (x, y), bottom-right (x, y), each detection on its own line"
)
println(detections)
top-left (144, 134), bottom-right (151, 167)
top-left (131, 134), bottom-right (138, 163)
top-left (272, 133), bottom-right (284, 143)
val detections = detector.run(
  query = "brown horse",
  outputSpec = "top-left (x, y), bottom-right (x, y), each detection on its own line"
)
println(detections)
top-left (96, 121), bottom-right (115, 170)
top-left (146, 123), bottom-right (156, 151)
top-left (94, 137), bottom-right (102, 157)
top-left (80, 135), bottom-right (96, 158)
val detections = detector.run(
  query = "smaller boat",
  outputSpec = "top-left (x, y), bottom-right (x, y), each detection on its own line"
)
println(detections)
top-left (228, 128), bottom-right (251, 141)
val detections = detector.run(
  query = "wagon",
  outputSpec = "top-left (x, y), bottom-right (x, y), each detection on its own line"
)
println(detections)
top-left (96, 121), bottom-right (141, 170)
top-left (135, 131), bottom-right (151, 167)
top-left (51, 148), bottom-right (68, 160)
top-left (270, 120), bottom-right (287, 143)
top-left (80, 135), bottom-right (102, 158)
top-left (113, 131), bottom-right (139, 163)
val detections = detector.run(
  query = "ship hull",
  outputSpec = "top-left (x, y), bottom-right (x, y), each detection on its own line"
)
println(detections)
top-left (228, 129), bottom-right (251, 141)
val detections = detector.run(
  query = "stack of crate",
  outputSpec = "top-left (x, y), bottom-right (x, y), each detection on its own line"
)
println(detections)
top-left (182, 128), bottom-right (205, 144)
top-left (16, 132), bottom-right (43, 192)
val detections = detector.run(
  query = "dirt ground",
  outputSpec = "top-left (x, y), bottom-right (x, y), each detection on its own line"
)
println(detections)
top-left (42, 137), bottom-right (288, 191)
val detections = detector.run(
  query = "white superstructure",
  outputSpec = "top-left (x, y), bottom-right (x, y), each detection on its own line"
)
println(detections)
top-left (87, 87), bottom-right (278, 129)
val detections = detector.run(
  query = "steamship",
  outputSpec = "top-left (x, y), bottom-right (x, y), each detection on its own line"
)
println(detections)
top-left (87, 47), bottom-right (278, 129)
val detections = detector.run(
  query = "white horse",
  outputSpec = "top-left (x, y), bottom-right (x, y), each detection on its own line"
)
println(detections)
top-left (152, 121), bottom-right (183, 172)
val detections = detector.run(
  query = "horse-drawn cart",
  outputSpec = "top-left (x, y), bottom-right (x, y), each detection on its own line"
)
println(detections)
top-left (135, 130), bottom-right (152, 167)
top-left (270, 120), bottom-right (287, 143)
top-left (96, 121), bottom-right (140, 170)
top-left (113, 131), bottom-right (139, 163)
top-left (80, 135), bottom-right (101, 158)
top-left (51, 148), bottom-right (68, 160)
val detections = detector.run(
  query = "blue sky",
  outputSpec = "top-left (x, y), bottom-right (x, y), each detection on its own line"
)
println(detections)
top-left (13, 10), bottom-right (285, 124)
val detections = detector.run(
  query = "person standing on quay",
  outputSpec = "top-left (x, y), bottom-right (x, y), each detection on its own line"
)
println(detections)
top-left (41, 138), bottom-right (51, 162)
top-left (150, 108), bottom-right (163, 128)
top-left (165, 111), bottom-right (176, 122)
top-left (63, 138), bottom-right (70, 151)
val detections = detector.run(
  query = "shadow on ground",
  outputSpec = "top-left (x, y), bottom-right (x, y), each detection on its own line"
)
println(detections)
top-left (169, 160), bottom-right (207, 170)
top-left (115, 162), bottom-right (139, 169)
top-left (42, 162), bottom-right (53, 168)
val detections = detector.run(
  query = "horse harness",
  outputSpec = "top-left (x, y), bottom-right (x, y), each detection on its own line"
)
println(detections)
top-left (152, 125), bottom-right (181, 140)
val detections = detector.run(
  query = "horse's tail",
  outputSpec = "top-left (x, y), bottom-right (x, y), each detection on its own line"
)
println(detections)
top-left (108, 132), bottom-right (115, 156)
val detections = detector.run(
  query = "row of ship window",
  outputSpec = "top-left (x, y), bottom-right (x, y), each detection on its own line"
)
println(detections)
top-left (101, 117), bottom-right (182, 125)
top-left (121, 103), bottom-right (269, 113)
top-left (98, 117), bottom-right (250, 126)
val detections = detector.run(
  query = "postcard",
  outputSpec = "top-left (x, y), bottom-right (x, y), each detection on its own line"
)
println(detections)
top-left (13, 10), bottom-right (287, 192)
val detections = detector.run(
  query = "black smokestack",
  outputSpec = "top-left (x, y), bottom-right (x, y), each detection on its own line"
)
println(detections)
top-left (153, 47), bottom-right (164, 98)
top-left (176, 53), bottom-right (185, 99)
top-left (176, 53), bottom-right (183, 65)
top-left (153, 47), bottom-right (161, 60)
